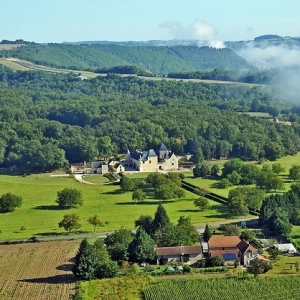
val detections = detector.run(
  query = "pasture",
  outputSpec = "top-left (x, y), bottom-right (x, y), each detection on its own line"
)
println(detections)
top-left (0, 240), bottom-right (79, 299)
top-left (0, 153), bottom-right (299, 240)
top-left (0, 173), bottom-right (232, 240)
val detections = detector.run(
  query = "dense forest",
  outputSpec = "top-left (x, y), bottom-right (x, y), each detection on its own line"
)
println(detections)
top-left (0, 43), bottom-right (253, 76)
top-left (0, 64), bottom-right (300, 172)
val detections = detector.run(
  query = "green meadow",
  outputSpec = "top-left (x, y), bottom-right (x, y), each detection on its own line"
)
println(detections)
top-left (0, 173), bottom-right (232, 241)
top-left (0, 153), bottom-right (299, 241)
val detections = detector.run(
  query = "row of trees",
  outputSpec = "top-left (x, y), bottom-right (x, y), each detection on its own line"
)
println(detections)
top-left (198, 159), bottom-right (300, 193)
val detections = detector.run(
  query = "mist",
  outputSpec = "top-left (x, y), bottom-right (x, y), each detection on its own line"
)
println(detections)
top-left (160, 19), bottom-right (225, 48)
top-left (236, 43), bottom-right (300, 103)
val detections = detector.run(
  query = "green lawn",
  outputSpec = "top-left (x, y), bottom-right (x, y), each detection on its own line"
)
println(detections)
top-left (267, 254), bottom-right (300, 276)
top-left (0, 174), bottom-right (233, 240)
top-left (81, 175), bottom-right (110, 184)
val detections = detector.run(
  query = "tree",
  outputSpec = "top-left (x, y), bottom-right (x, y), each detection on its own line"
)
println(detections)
top-left (175, 216), bottom-right (199, 246)
top-left (134, 215), bottom-right (153, 235)
top-left (226, 170), bottom-right (242, 185)
top-left (247, 258), bottom-right (271, 277)
top-left (132, 189), bottom-right (146, 202)
top-left (0, 192), bottom-right (22, 213)
top-left (128, 228), bottom-right (156, 263)
top-left (193, 163), bottom-right (209, 178)
top-left (207, 256), bottom-right (225, 267)
top-left (193, 164), bottom-right (202, 178)
top-left (73, 239), bottom-right (99, 280)
top-left (227, 188), bottom-right (249, 216)
top-left (154, 223), bottom-right (176, 247)
top-left (58, 213), bottom-right (81, 233)
top-left (194, 197), bottom-right (210, 211)
top-left (289, 165), bottom-right (300, 182)
top-left (105, 229), bottom-right (133, 263)
top-left (120, 176), bottom-right (136, 192)
top-left (218, 178), bottom-right (233, 189)
top-left (240, 229), bottom-right (256, 243)
top-left (152, 203), bottom-right (171, 234)
top-left (73, 238), bottom-right (118, 280)
top-left (211, 164), bottom-right (220, 177)
top-left (221, 224), bottom-right (241, 236)
top-left (87, 215), bottom-right (104, 232)
top-left (257, 166), bottom-right (284, 192)
top-left (272, 163), bottom-right (285, 175)
top-left (268, 247), bottom-right (281, 261)
top-left (56, 188), bottom-right (83, 208)
top-left (203, 224), bottom-right (212, 241)
top-left (243, 187), bottom-right (265, 211)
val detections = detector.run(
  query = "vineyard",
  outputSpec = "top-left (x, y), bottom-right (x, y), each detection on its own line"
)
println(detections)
top-left (0, 240), bottom-right (79, 299)
top-left (143, 276), bottom-right (300, 300)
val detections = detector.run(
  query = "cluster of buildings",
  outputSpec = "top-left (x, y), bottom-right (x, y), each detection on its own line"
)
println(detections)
top-left (70, 143), bottom-right (179, 174)
top-left (156, 236), bottom-right (270, 266)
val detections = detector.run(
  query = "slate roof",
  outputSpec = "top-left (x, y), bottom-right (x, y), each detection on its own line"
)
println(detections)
top-left (129, 145), bottom-right (175, 161)
top-left (237, 239), bottom-right (257, 254)
top-left (208, 236), bottom-right (241, 249)
top-left (156, 245), bottom-right (202, 256)
top-left (159, 143), bottom-right (168, 151)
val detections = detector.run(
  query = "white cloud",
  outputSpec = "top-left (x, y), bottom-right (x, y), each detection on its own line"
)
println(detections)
top-left (159, 19), bottom-right (225, 48)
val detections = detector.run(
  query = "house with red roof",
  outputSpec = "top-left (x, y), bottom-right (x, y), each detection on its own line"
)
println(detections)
top-left (208, 236), bottom-right (269, 265)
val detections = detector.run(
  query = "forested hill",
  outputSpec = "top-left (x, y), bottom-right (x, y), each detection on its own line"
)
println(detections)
top-left (0, 43), bottom-right (253, 76)
top-left (0, 65), bottom-right (299, 172)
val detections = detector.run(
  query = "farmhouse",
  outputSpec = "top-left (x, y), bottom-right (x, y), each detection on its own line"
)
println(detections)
top-left (208, 236), bottom-right (268, 265)
top-left (124, 143), bottom-right (178, 172)
top-left (156, 245), bottom-right (202, 265)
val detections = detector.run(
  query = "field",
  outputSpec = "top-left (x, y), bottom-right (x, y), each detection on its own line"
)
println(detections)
top-left (78, 275), bottom-right (153, 300)
top-left (0, 240), bottom-right (79, 299)
top-left (143, 276), bottom-right (300, 300)
top-left (1, 153), bottom-right (299, 241)
top-left (0, 173), bottom-right (236, 241)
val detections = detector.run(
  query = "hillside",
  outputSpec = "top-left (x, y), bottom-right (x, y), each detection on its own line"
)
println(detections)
top-left (0, 43), bottom-right (253, 76)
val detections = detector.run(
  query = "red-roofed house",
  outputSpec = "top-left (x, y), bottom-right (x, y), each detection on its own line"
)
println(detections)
top-left (208, 236), bottom-right (267, 265)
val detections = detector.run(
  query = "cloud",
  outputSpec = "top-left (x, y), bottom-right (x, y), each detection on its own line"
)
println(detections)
top-left (159, 19), bottom-right (225, 48)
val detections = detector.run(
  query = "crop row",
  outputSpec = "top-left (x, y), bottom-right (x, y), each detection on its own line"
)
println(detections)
top-left (144, 276), bottom-right (300, 300)
top-left (0, 240), bottom-right (79, 299)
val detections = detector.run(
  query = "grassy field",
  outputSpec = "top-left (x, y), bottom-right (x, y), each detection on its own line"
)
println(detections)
top-left (0, 173), bottom-right (235, 240)
top-left (0, 240), bottom-right (79, 299)
top-left (0, 58), bottom-right (29, 71)
top-left (0, 153), bottom-right (299, 240)
top-left (81, 175), bottom-right (110, 184)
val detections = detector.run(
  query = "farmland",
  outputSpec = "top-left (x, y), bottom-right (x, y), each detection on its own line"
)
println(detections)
top-left (0, 240), bottom-right (79, 299)
top-left (143, 276), bottom-right (300, 300)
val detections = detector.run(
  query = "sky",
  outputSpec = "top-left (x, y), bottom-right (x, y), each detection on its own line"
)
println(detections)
top-left (0, 0), bottom-right (300, 43)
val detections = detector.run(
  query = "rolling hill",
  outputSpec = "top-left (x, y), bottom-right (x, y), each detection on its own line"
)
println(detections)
top-left (0, 43), bottom-right (254, 76)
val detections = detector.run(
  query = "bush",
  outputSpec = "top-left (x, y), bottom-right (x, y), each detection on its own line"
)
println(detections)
top-left (0, 192), bottom-right (23, 213)
top-left (182, 264), bottom-right (191, 273)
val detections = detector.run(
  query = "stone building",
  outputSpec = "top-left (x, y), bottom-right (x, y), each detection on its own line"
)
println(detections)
top-left (124, 143), bottom-right (178, 172)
